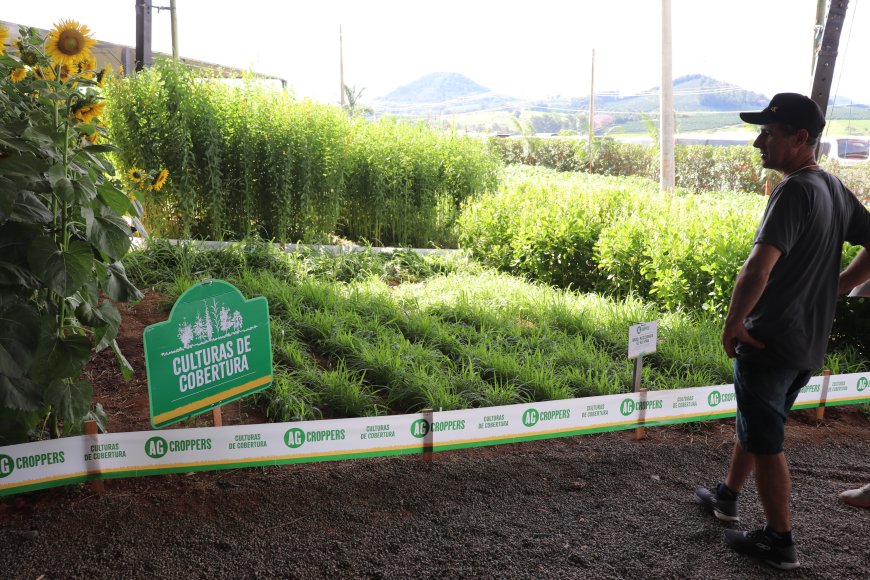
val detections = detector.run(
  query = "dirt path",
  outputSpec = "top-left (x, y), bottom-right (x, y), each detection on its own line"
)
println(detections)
top-left (1, 294), bottom-right (868, 579)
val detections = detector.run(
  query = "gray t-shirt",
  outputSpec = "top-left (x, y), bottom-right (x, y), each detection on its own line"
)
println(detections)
top-left (737, 169), bottom-right (870, 369)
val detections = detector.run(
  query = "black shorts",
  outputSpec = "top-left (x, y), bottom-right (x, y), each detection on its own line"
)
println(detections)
top-left (733, 358), bottom-right (812, 454)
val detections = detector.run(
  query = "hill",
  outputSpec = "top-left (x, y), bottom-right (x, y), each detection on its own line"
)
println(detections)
top-left (371, 72), bottom-right (868, 133)
top-left (373, 72), bottom-right (519, 115)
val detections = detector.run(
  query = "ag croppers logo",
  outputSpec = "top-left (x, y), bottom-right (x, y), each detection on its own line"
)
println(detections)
top-left (410, 419), bottom-right (430, 438)
top-left (620, 398), bottom-right (635, 416)
top-left (145, 436), bottom-right (168, 459)
top-left (284, 428), bottom-right (305, 448)
top-left (708, 391), bottom-right (722, 407)
top-left (522, 408), bottom-right (539, 427)
top-left (858, 377), bottom-right (869, 393)
top-left (0, 454), bottom-right (13, 478)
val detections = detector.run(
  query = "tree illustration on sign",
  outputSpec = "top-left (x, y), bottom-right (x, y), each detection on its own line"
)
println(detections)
top-left (178, 319), bottom-right (194, 348)
top-left (175, 300), bottom-right (244, 349)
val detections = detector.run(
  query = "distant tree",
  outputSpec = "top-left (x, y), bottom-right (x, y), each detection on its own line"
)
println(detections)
top-left (343, 84), bottom-right (373, 117)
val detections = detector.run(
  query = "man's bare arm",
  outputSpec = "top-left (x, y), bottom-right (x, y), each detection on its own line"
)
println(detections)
top-left (722, 243), bottom-right (782, 358)
top-left (839, 247), bottom-right (870, 295)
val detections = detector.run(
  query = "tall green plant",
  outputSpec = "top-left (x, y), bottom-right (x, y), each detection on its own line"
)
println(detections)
top-left (0, 22), bottom-right (144, 444)
top-left (104, 63), bottom-right (499, 247)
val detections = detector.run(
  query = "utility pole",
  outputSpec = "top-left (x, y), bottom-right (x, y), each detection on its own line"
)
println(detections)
top-left (152, 2), bottom-right (178, 60)
top-left (339, 25), bottom-right (346, 107)
top-left (810, 0), bottom-right (849, 119)
top-left (588, 49), bottom-right (595, 173)
top-left (660, 0), bottom-right (675, 192)
top-left (135, 0), bottom-right (153, 71)
top-left (811, 0), bottom-right (827, 75)
top-left (170, 0), bottom-right (178, 59)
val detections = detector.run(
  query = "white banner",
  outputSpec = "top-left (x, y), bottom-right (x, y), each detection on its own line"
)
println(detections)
top-left (2, 371), bottom-right (868, 496)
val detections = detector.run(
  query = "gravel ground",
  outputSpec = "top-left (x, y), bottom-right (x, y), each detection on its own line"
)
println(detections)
top-left (2, 413), bottom-right (869, 580)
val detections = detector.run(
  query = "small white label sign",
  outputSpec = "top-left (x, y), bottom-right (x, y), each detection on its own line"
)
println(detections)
top-left (628, 321), bottom-right (658, 359)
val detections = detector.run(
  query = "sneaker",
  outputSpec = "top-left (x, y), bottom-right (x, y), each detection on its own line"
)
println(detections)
top-left (839, 483), bottom-right (870, 507)
top-left (695, 483), bottom-right (739, 522)
top-left (724, 527), bottom-right (799, 570)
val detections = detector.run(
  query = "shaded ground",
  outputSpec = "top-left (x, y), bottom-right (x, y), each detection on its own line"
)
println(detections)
top-left (1, 293), bottom-right (869, 579)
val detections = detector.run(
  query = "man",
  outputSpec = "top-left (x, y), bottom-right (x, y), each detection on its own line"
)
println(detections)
top-left (694, 93), bottom-right (870, 570)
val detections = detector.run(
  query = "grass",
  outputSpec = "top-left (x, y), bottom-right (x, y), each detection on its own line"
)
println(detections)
top-left (825, 120), bottom-right (870, 136)
top-left (124, 237), bottom-right (870, 423)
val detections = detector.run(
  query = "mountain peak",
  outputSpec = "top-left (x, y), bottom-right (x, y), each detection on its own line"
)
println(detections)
top-left (380, 72), bottom-right (493, 104)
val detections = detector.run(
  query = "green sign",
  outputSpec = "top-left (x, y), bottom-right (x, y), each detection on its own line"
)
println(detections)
top-left (144, 279), bottom-right (272, 429)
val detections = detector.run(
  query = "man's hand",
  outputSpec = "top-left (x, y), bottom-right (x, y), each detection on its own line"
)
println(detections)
top-left (722, 319), bottom-right (765, 358)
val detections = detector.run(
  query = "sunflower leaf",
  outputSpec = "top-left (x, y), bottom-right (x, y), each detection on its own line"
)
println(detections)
top-left (102, 261), bottom-right (143, 303)
top-left (30, 332), bottom-right (91, 384)
top-left (0, 374), bottom-right (43, 412)
top-left (96, 181), bottom-right (135, 216)
top-left (45, 379), bottom-right (92, 431)
top-left (27, 237), bottom-right (94, 297)
top-left (83, 207), bottom-right (132, 261)
top-left (0, 294), bottom-right (40, 378)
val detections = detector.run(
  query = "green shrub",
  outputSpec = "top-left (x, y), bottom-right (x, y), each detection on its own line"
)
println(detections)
top-left (342, 118), bottom-right (499, 247)
top-left (458, 166), bottom-right (765, 316)
top-left (488, 138), bottom-right (769, 195)
top-left (104, 61), bottom-right (499, 247)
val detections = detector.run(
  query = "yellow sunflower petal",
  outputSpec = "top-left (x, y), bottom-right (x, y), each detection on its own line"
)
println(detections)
top-left (10, 68), bottom-right (28, 83)
top-left (127, 167), bottom-right (145, 183)
top-left (0, 24), bottom-right (9, 55)
top-left (151, 169), bottom-right (169, 192)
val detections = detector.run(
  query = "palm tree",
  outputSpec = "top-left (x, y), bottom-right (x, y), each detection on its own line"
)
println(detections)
top-left (343, 84), bottom-right (373, 117)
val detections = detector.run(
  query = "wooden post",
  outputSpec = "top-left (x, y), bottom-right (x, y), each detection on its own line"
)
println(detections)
top-left (635, 388), bottom-right (648, 441)
top-left (84, 420), bottom-right (105, 493)
top-left (633, 356), bottom-right (646, 440)
top-left (588, 49), bottom-right (595, 173)
top-left (660, 0), bottom-right (675, 192)
top-left (422, 408), bottom-right (433, 462)
top-left (212, 406), bottom-right (223, 427)
top-left (816, 369), bottom-right (832, 421)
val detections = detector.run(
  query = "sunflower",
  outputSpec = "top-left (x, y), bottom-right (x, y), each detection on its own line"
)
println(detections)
top-left (71, 100), bottom-right (106, 123)
top-left (127, 167), bottom-right (145, 183)
top-left (149, 169), bottom-right (169, 192)
top-left (76, 56), bottom-right (97, 79)
top-left (0, 24), bottom-right (9, 55)
top-left (10, 68), bottom-right (28, 83)
top-left (96, 63), bottom-right (112, 86)
top-left (34, 66), bottom-right (57, 81)
top-left (20, 51), bottom-right (39, 67)
top-left (59, 63), bottom-right (73, 82)
top-left (46, 20), bottom-right (97, 67)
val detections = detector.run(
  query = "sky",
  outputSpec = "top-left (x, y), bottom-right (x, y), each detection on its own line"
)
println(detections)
top-left (3, 0), bottom-right (870, 105)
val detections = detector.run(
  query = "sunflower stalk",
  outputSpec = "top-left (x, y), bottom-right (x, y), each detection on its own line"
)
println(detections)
top-left (0, 20), bottom-right (145, 444)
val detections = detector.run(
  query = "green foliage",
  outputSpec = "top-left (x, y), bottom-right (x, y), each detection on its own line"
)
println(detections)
top-left (341, 117), bottom-right (499, 247)
top-left (457, 166), bottom-right (870, 355)
top-left (0, 25), bottom-right (142, 444)
top-left (103, 61), bottom-right (499, 247)
top-left (820, 158), bottom-right (870, 204)
top-left (489, 137), bottom-right (768, 194)
top-left (127, 241), bottom-right (868, 422)
top-left (459, 166), bottom-right (765, 316)
top-left (488, 137), bottom-right (587, 172)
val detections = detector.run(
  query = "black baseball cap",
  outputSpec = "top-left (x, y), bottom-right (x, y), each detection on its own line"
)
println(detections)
top-left (739, 93), bottom-right (826, 135)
